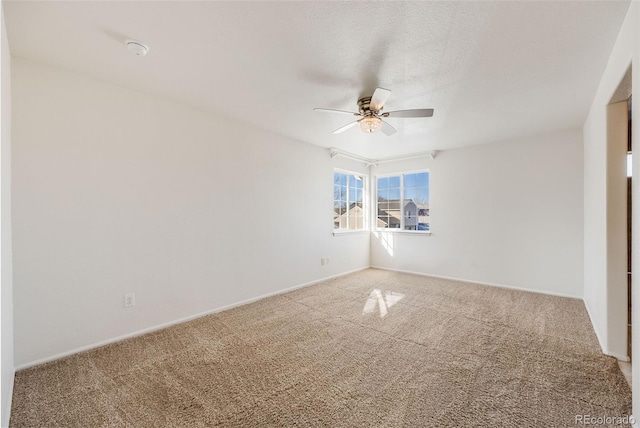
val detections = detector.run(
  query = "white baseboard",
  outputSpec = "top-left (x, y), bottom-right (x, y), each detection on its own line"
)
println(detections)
top-left (583, 299), bottom-right (630, 361)
top-left (16, 266), bottom-right (370, 371)
top-left (371, 266), bottom-right (581, 299)
top-left (583, 299), bottom-right (608, 355)
top-left (2, 368), bottom-right (14, 428)
top-left (607, 352), bottom-right (631, 362)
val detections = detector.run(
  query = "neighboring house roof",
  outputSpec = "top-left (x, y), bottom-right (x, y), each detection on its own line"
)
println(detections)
top-left (379, 199), bottom-right (428, 208)
top-left (378, 200), bottom-right (428, 218)
top-left (336, 201), bottom-right (430, 228)
top-left (334, 205), bottom-right (365, 225)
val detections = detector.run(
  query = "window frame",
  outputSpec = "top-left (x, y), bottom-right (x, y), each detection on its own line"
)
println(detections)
top-left (332, 168), bottom-right (368, 234)
top-left (375, 169), bottom-right (430, 234)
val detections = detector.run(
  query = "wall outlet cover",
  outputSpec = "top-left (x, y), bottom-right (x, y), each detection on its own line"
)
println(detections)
top-left (124, 293), bottom-right (135, 307)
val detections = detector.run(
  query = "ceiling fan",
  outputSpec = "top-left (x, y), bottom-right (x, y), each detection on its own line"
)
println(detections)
top-left (314, 87), bottom-right (434, 136)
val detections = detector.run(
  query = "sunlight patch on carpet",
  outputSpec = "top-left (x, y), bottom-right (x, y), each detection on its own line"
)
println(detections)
top-left (362, 289), bottom-right (405, 317)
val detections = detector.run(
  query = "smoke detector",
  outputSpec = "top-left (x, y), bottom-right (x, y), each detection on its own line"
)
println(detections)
top-left (125, 40), bottom-right (149, 57)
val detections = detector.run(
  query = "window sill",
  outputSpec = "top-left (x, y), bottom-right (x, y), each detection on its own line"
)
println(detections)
top-left (333, 230), bottom-right (432, 236)
top-left (373, 230), bottom-right (431, 235)
top-left (333, 230), bottom-right (369, 237)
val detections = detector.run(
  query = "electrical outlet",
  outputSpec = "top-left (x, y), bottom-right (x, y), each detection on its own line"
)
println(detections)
top-left (124, 293), bottom-right (135, 307)
top-left (321, 258), bottom-right (326, 265)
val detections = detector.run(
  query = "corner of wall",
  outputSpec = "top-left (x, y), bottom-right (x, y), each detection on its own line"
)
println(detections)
top-left (1, 3), bottom-right (15, 426)
top-left (584, 297), bottom-right (623, 361)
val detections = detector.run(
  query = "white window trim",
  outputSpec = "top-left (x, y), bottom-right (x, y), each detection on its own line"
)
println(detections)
top-left (333, 230), bottom-right (370, 236)
top-left (375, 169), bottom-right (430, 234)
top-left (333, 168), bottom-right (368, 233)
top-left (375, 230), bottom-right (432, 235)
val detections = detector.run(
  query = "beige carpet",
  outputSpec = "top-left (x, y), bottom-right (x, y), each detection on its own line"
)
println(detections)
top-left (11, 269), bottom-right (632, 427)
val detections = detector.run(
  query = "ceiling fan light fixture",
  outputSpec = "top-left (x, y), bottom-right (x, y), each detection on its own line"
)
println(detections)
top-left (359, 116), bottom-right (382, 133)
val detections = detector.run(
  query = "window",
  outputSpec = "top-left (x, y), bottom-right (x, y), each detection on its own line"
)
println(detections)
top-left (377, 171), bottom-right (429, 232)
top-left (333, 170), bottom-right (366, 231)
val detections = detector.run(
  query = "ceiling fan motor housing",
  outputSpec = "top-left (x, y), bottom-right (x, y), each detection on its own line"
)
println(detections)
top-left (358, 96), bottom-right (377, 115)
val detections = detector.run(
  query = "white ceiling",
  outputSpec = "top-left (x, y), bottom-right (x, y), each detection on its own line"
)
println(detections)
top-left (4, 1), bottom-right (631, 159)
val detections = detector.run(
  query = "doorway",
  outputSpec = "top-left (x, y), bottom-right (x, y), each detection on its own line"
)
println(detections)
top-left (606, 67), bottom-right (631, 363)
top-left (628, 95), bottom-right (632, 361)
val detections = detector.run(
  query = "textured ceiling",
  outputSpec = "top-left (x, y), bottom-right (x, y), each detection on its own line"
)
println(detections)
top-left (4, 1), bottom-right (631, 159)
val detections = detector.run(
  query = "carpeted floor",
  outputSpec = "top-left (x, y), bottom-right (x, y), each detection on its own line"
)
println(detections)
top-left (10, 269), bottom-right (632, 427)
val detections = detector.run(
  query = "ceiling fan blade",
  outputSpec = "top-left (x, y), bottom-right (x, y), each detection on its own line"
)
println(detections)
top-left (370, 87), bottom-right (391, 111)
top-left (381, 120), bottom-right (396, 136)
top-left (332, 121), bottom-right (359, 134)
top-left (314, 108), bottom-right (360, 116)
top-left (383, 109), bottom-right (434, 118)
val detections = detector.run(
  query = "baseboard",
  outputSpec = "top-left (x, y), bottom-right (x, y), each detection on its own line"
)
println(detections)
top-left (583, 300), bottom-right (608, 356)
top-left (2, 368), bottom-right (14, 427)
top-left (607, 352), bottom-right (631, 362)
top-left (16, 266), bottom-right (370, 371)
top-left (371, 266), bottom-right (582, 299)
top-left (583, 299), bottom-right (630, 362)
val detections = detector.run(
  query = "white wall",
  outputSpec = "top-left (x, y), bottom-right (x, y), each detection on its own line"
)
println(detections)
top-left (371, 129), bottom-right (584, 298)
top-left (583, 1), bottom-right (638, 362)
top-left (11, 58), bottom-right (370, 368)
top-left (0, 4), bottom-right (14, 426)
